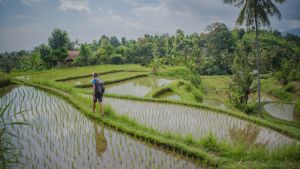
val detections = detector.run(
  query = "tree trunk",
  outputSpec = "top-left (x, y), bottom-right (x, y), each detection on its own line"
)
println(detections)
top-left (254, 5), bottom-right (262, 118)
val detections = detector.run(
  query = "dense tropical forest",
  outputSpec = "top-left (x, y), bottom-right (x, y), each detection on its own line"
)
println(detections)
top-left (1, 23), bottom-right (299, 75)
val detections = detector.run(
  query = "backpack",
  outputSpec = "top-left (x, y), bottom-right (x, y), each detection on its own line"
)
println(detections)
top-left (95, 79), bottom-right (105, 95)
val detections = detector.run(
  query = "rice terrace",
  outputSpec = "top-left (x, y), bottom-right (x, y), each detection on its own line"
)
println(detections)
top-left (0, 0), bottom-right (300, 169)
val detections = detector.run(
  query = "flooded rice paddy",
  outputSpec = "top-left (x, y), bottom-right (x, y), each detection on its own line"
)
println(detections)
top-left (105, 97), bottom-right (296, 150)
top-left (0, 86), bottom-right (202, 169)
top-left (106, 77), bottom-right (174, 97)
top-left (264, 103), bottom-right (296, 121)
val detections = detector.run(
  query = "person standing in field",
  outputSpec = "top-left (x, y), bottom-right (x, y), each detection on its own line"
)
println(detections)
top-left (91, 72), bottom-right (105, 116)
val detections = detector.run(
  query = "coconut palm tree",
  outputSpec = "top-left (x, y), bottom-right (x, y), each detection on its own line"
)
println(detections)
top-left (223, 0), bottom-right (286, 117)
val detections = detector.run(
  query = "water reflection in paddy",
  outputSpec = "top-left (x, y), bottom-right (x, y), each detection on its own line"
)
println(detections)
top-left (106, 77), bottom-right (174, 97)
top-left (106, 98), bottom-right (295, 150)
top-left (0, 86), bottom-right (201, 169)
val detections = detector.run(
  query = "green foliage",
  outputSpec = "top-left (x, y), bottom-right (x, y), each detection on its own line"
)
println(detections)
top-left (223, 0), bottom-right (285, 27)
top-left (199, 132), bottom-right (220, 152)
top-left (48, 29), bottom-right (72, 64)
top-left (199, 22), bottom-right (234, 75)
top-left (19, 51), bottom-right (46, 71)
top-left (148, 58), bottom-right (164, 75)
top-left (73, 44), bottom-right (94, 66)
top-left (109, 36), bottom-right (120, 47)
top-left (48, 29), bottom-right (71, 50)
top-left (50, 47), bottom-right (68, 64)
top-left (190, 74), bottom-right (201, 87)
top-left (229, 49), bottom-right (256, 113)
top-left (276, 59), bottom-right (297, 85)
top-left (0, 72), bottom-right (10, 87)
top-left (110, 54), bottom-right (124, 64)
top-left (2, 25), bottom-right (300, 76)
top-left (0, 102), bottom-right (27, 169)
top-left (194, 94), bottom-right (203, 102)
top-left (37, 44), bottom-right (52, 68)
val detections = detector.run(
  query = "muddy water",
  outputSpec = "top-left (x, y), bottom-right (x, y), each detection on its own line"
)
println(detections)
top-left (105, 98), bottom-right (296, 150)
top-left (264, 103), bottom-right (296, 121)
top-left (106, 77), bottom-right (174, 97)
top-left (0, 86), bottom-right (201, 169)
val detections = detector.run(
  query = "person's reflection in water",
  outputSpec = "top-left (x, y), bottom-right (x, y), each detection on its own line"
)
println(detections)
top-left (94, 123), bottom-right (107, 156)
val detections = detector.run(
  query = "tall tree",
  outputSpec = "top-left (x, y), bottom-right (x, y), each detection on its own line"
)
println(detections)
top-left (48, 29), bottom-right (71, 64)
top-left (223, 0), bottom-right (286, 117)
top-left (109, 36), bottom-right (120, 47)
top-left (48, 29), bottom-right (71, 50)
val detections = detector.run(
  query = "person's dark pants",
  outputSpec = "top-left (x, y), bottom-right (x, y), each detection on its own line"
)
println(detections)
top-left (93, 93), bottom-right (103, 103)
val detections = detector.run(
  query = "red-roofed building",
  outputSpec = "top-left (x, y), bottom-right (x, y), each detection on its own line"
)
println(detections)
top-left (65, 50), bottom-right (80, 62)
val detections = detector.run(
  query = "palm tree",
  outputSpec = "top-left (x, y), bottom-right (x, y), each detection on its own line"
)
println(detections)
top-left (223, 0), bottom-right (286, 117)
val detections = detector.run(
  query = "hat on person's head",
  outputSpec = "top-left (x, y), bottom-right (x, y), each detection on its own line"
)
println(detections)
top-left (93, 72), bottom-right (98, 77)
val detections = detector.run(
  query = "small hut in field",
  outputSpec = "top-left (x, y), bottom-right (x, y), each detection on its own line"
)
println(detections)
top-left (65, 50), bottom-right (80, 63)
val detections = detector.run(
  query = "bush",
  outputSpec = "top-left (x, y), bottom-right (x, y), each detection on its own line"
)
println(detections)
top-left (200, 132), bottom-right (220, 152)
top-left (284, 83), bottom-right (294, 92)
top-left (110, 54), bottom-right (124, 64)
top-left (185, 84), bottom-right (192, 92)
top-left (0, 72), bottom-right (10, 88)
top-left (239, 102), bottom-right (257, 115)
top-left (194, 94), bottom-right (203, 102)
top-left (190, 75), bottom-right (201, 87)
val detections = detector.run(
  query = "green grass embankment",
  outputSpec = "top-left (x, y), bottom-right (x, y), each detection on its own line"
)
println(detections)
top-left (75, 74), bottom-right (149, 88)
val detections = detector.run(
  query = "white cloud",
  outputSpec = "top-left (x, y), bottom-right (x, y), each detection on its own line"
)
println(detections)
top-left (59, 0), bottom-right (91, 13)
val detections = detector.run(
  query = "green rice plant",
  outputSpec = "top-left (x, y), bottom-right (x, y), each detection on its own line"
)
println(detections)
top-left (0, 102), bottom-right (27, 169)
top-left (270, 143), bottom-right (300, 161)
top-left (199, 132), bottom-right (220, 152)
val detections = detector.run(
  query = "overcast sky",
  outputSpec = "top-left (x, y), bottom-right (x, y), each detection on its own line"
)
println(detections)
top-left (0, 0), bottom-right (299, 52)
